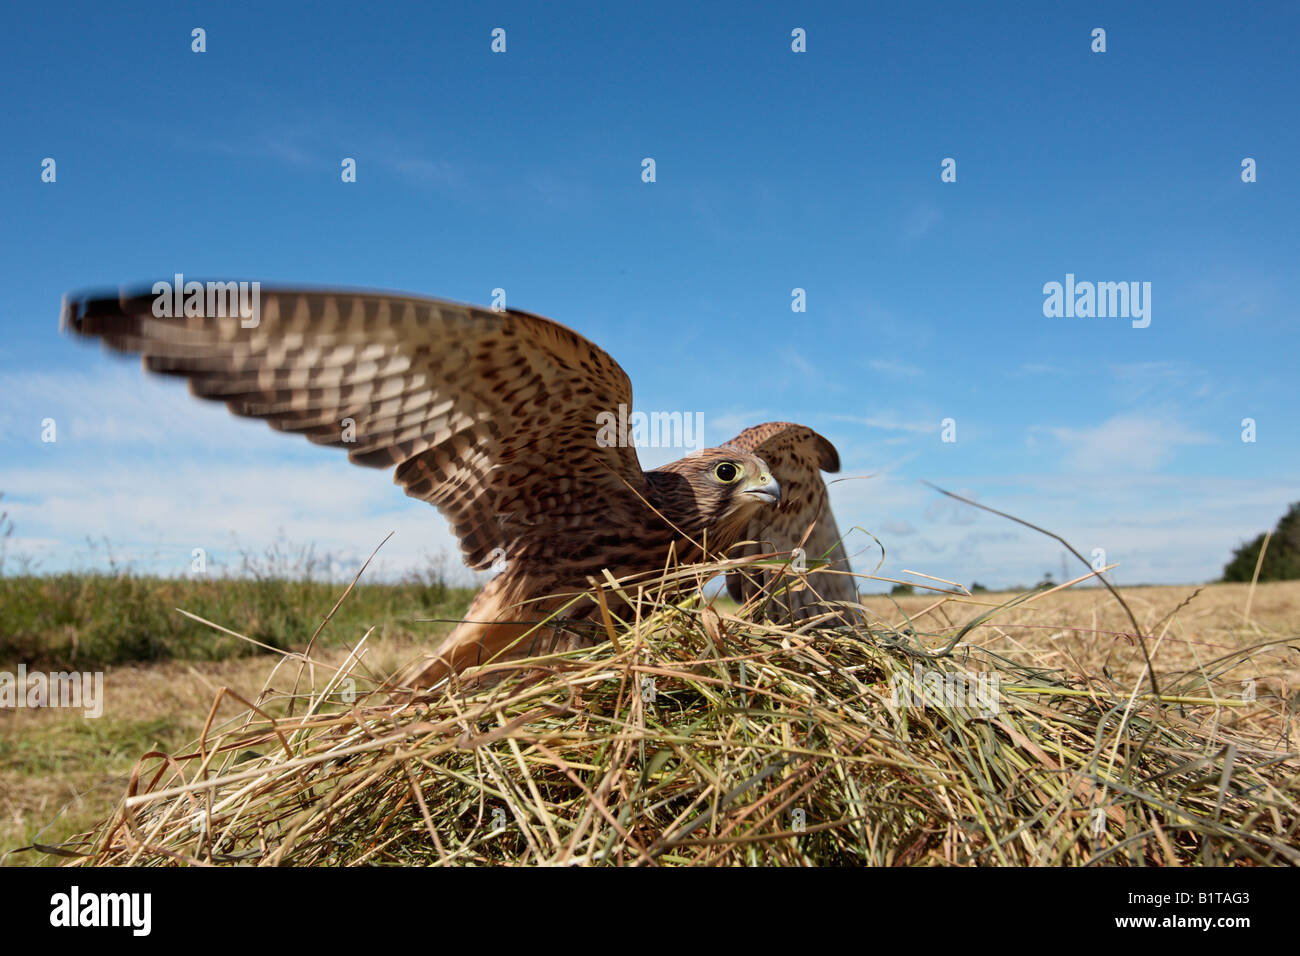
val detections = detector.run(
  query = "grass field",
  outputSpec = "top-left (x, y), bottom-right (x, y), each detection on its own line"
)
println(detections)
top-left (1, 574), bottom-right (1297, 865)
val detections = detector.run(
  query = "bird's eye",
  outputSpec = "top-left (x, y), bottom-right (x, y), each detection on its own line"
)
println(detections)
top-left (714, 462), bottom-right (741, 483)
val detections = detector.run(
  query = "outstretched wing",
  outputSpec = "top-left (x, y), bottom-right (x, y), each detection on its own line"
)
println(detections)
top-left (61, 285), bottom-right (646, 571)
top-left (722, 422), bottom-right (857, 622)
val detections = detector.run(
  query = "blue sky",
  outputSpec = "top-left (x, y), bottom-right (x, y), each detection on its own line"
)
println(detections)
top-left (1, 1), bottom-right (1296, 590)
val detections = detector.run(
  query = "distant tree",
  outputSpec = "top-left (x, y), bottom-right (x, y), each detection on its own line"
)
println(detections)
top-left (890, 583), bottom-right (915, 595)
top-left (969, 582), bottom-right (988, 593)
top-left (1223, 502), bottom-right (1300, 582)
top-left (1034, 573), bottom-right (1055, 590)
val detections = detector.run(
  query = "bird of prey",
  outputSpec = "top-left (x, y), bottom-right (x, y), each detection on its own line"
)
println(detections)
top-left (61, 285), bottom-right (856, 688)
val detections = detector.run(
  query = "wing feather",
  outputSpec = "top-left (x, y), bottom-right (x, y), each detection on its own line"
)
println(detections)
top-left (62, 285), bottom-right (645, 571)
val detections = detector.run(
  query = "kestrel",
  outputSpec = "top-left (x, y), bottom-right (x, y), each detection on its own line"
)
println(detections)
top-left (61, 286), bottom-right (856, 688)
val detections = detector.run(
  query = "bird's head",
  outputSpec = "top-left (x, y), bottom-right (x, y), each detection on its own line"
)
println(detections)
top-left (646, 448), bottom-right (781, 540)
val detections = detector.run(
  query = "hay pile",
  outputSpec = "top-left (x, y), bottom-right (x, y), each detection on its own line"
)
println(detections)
top-left (52, 567), bottom-right (1300, 866)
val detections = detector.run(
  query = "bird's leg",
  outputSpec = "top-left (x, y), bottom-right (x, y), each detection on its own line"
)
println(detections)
top-left (393, 618), bottom-right (541, 691)
top-left (389, 582), bottom-right (576, 693)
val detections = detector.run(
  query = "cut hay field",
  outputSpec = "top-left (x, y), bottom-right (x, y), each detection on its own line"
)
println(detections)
top-left (2, 576), bottom-right (1297, 866)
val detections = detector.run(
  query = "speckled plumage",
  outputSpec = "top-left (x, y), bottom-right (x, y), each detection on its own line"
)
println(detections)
top-left (62, 286), bottom-right (853, 688)
top-left (722, 423), bottom-right (858, 622)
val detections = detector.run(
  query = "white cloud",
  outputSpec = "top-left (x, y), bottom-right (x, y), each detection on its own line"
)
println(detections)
top-left (2, 362), bottom-right (306, 455)
top-left (1036, 413), bottom-right (1214, 473)
top-left (824, 471), bottom-right (1295, 591)
top-left (4, 459), bottom-right (474, 582)
top-left (0, 365), bottom-right (475, 582)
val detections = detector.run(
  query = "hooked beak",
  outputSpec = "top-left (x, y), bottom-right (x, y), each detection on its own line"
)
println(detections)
top-left (741, 472), bottom-right (781, 506)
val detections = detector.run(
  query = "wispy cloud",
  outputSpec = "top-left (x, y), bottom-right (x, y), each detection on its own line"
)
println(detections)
top-left (1182, 272), bottom-right (1282, 326)
top-left (0, 365), bottom-right (474, 581)
top-left (901, 202), bottom-right (942, 242)
top-left (785, 351), bottom-right (819, 377)
top-left (191, 119), bottom-right (468, 196)
top-left (865, 357), bottom-right (923, 378)
top-left (3, 459), bottom-right (473, 580)
top-left (1105, 360), bottom-right (1219, 404)
top-left (1035, 413), bottom-right (1215, 473)
top-left (878, 519), bottom-right (916, 536)
top-left (831, 472), bottom-right (1295, 590)
top-left (1019, 362), bottom-right (1067, 375)
top-left (389, 157), bottom-right (465, 190)
top-left (707, 411), bottom-right (770, 444)
top-left (831, 412), bottom-right (935, 436)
